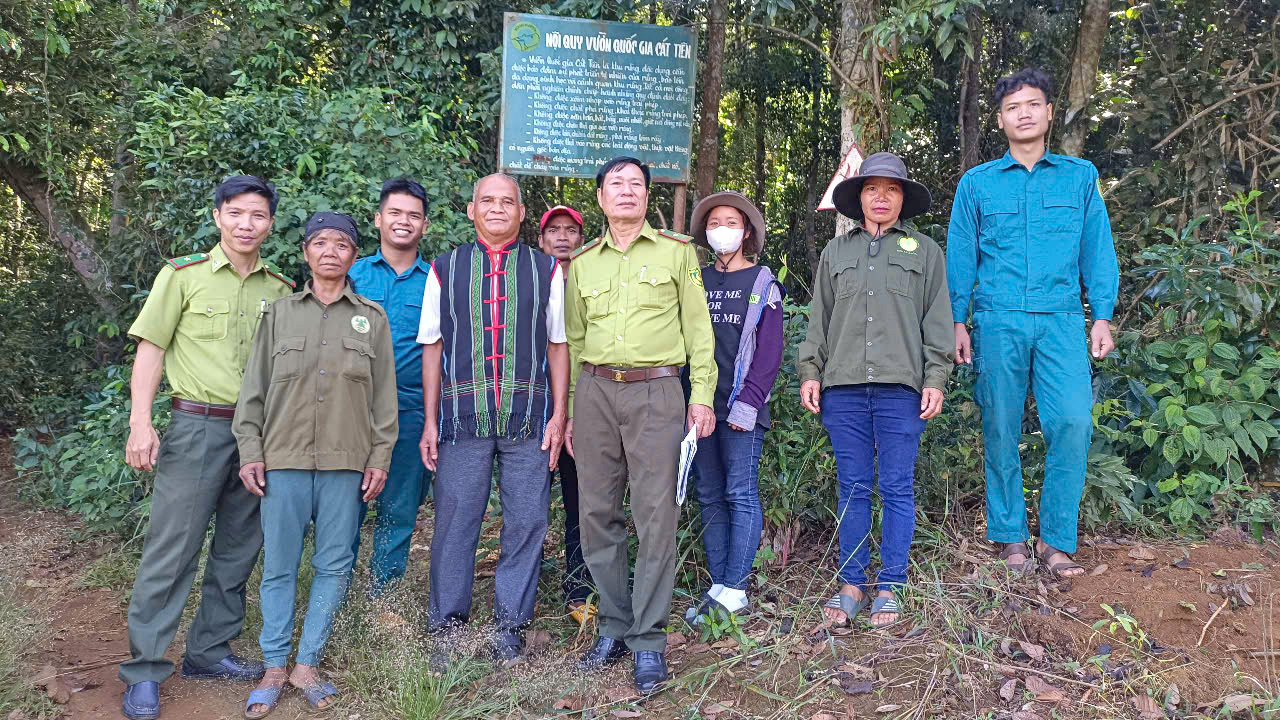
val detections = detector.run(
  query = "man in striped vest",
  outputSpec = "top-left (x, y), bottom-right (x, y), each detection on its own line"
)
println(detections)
top-left (417, 173), bottom-right (569, 664)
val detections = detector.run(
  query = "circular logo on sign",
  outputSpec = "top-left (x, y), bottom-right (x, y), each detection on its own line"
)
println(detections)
top-left (351, 315), bottom-right (370, 334)
top-left (511, 22), bottom-right (540, 51)
top-left (898, 236), bottom-right (919, 253)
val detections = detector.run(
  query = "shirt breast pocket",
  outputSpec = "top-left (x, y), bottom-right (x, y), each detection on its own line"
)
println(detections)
top-left (579, 280), bottom-right (613, 320)
top-left (271, 336), bottom-right (306, 382)
top-left (1042, 193), bottom-right (1082, 235)
top-left (638, 267), bottom-right (677, 310)
top-left (186, 298), bottom-right (230, 342)
top-left (342, 336), bottom-right (376, 383)
top-left (887, 252), bottom-right (923, 297)
top-left (831, 256), bottom-right (861, 299)
top-left (979, 198), bottom-right (1019, 248)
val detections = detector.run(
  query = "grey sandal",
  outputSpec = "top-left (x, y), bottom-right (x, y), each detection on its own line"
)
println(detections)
top-left (868, 594), bottom-right (900, 628)
top-left (822, 591), bottom-right (870, 627)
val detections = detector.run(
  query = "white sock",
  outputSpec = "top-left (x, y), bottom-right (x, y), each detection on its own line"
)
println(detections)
top-left (708, 583), bottom-right (725, 599)
top-left (716, 588), bottom-right (748, 612)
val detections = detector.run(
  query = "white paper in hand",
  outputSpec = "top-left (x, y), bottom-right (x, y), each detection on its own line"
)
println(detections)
top-left (676, 425), bottom-right (698, 505)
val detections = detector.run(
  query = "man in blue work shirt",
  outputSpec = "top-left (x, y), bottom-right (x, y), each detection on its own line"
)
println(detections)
top-left (947, 68), bottom-right (1118, 578)
top-left (349, 177), bottom-right (434, 592)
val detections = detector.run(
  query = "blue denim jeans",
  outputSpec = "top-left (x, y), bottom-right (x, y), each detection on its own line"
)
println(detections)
top-left (692, 424), bottom-right (766, 591)
top-left (259, 469), bottom-right (362, 667)
top-left (821, 384), bottom-right (926, 589)
top-left (353, 409), bottom-right (432, 592)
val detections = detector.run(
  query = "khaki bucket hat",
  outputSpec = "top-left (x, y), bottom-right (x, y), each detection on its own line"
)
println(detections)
top-left (690, 191), bottom-right (767, 256)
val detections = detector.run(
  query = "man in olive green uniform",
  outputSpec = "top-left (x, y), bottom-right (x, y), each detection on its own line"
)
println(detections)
top-left (565, 157), bottom-right (717, 693)
top-left (120, 176), bottom-right (294, 720)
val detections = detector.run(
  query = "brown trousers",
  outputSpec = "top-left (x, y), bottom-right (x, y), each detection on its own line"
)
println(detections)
top-left (573, 372), bottom-right (684, 652)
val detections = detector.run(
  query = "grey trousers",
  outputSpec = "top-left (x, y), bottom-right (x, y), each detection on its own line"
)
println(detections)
top-left (119, 411), bottom-right (262, 685)
top-left (428, 433), bottom-right (550, 633)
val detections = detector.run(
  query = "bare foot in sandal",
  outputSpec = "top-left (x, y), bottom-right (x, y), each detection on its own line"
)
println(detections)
top-left (1035, 540), bottom-right (1085, 577)
top-left (869, 590), bottom-right (898, 627)
top-left (289, 664), bottom-right (336, 710)
top-left (823, 584), bottom-right (865, 627)
top-left (246, 667), bottom-right (287, 717)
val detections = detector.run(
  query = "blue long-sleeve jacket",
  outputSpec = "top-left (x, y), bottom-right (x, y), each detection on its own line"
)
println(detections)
top-left (946, 151), bottom-right (1119, 322)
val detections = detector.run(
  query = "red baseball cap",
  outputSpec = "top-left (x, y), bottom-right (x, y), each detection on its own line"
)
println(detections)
top-left (539, 205), bottom-right (583, 232)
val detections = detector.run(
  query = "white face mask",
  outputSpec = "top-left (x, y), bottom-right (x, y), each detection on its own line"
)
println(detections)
top-left (706, 226), bottom-right (745, 255)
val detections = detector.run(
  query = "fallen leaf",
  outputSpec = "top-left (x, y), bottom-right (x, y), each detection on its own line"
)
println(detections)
top-left (1128, 546), bottom-right (1156, 561)
top-left (838, 674), bottom-right (873, 696)
top-left (1213, 568), bottom-right (1228, 578)
top-left (1025, 675), bottom-right (1067, 704)
top-left (610, 711), bottom-right (642, 718)
top-left (1222, 694), bottom-right (1261, 712)
top-left (1132, 694), bottom-right (1162, 719)
top-left (1171, 557), bottom-right (1190, 569)
top-left (665, 631), bottom-right (687, 649)
top-left (1012, 712), bottom-right (1045, 720)
top-left (875, 704), bottom-right (903, 713)
top-left (685, 643), bottom-right (712, 654)
top-left (1178, 601), bottom-right (1198, 613)
top-left (1018, 641), bottom-right (1045, 662)
top-left (999, 638), bottom-right (1014, 656)
top-left (1140, 564), bottom-right (1156, 577)
top-left (710, 637), bottom-right (739, 650)
top-left (837, 663), bottom-right (873, 678)
top-left (702, 700), bottom-right (734, 716)
top-left (1089, 563), bottom-right (1108, 576)
top-left (525, 629), bottom-right (552, 651)
top-left (553, 695), bottom-right (585, 711)
top-left (1000, 678), bottom-right (1019, 702)
top-left (809, 714), bottom-right (840, 720)
top-left (1164, 683), bottom-right (1181, 711)
top-left (45, 678), bottom-right (70, 704)
top-left (602, 686), bottom-right (635, 703)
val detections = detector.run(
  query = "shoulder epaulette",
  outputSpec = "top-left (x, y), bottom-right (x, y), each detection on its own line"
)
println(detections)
top-left (262, 261), bottom-right (296, 289)
top-left (165, 253), bottom-right (209, 270)
top-left (658, 229), bottom-right (693, 244)
top-left (571, 238), bottom-right (601, 259)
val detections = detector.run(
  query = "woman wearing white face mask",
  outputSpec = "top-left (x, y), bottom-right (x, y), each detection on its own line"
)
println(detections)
top-left (684, 191), bottom-right (785, 624)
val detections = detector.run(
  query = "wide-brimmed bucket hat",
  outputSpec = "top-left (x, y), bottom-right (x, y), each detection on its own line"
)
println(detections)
top-left (690, 191), bottom-right (767, 256)
top-left (831, 152), bottom-right (932, 222)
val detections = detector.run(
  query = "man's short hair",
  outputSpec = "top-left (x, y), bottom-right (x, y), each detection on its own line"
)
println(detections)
top-left (993, 68), bottom-right (1054, 107)
top-left (215, 175), bottom-right (278, 216)
top-left (379, 177), bottom-right (429, 213)
top-left (472, 173), bottom-right (522, 205)
top-left (595, 157), bottom-right (651, 189)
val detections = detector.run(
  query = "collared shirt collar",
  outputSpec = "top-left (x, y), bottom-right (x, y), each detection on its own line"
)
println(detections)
top-left (603, 221), bottom-right (656, 250)
top-left (207, 242), bottom-right (265, 275)
top-left (300, 278), bottom-right (359, 305)
top-left (997, 148), bottom-right (1058, 170)
top-left (369, 248), bottom-right (430, 276)
top-left (851, 219), bottom-right (910, 236)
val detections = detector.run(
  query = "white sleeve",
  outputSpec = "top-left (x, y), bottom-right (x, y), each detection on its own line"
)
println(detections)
top-left (547, 263), bottom-right (567, 343)
top-left (416, 270), bottom-right (442, 344)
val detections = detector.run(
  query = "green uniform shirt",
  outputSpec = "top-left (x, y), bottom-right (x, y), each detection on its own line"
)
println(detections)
top-left (798, 221), bottom-right (955, 392)
top-left (232, 281), bottom-right (399, 472)
top-left (565, 221), bottom-right (717, 417)
top-left (127, 244), bottom-right (295, 405)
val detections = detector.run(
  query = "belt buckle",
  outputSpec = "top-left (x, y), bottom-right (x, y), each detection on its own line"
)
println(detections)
top-left (612, 369), bottom-right (625, 382)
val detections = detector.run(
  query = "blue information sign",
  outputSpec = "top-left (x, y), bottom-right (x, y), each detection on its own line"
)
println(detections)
top-left (500, 13), bottom-right (697, 183)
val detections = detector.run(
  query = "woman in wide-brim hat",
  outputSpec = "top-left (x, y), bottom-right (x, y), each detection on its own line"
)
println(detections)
top-left (683, 191), bottom-right (784, 625)
top-left (795, 152), bottom-right (955, 630)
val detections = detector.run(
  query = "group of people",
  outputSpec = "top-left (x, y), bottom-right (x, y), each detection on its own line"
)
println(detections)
top-left (116, 67), bottom-right (1118, 719)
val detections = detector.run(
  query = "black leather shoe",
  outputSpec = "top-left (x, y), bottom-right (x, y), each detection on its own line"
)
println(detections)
top-left (180, 653), bottom-right (265, 681)
top-left (491, 631), bottom-right (523, 665)
top-left (122, 681), bottom-right (160, 720)
top-left (577, 636), bottom-right (628, 671)
top-left (633, 650), bottom-right (668, 693)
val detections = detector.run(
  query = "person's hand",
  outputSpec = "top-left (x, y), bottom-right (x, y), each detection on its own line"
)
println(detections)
top-left (419, 422), bottom-right (439, 472)
top-left (920, 387), bottom-right (944, 419)
top-left (954, 323), bottom-right (972, 365)
top-left (687, 404), bottom-right (715, 439)
top-left (800, 380), bottom-right (822, 414)
top-left (729, 422), bottom-right (748, 431)
top-left (361, 467), bottom-right (388, 502)
top-left (543, 414), bottom-right (565, 470)
top-left (565, 419), bottom-right (575, 459)
top-left (1090, 319), bottom-right (1115, 359)
top-left (239, 461), bottom-right (267, 497)
top-left (125, 422), bottom-right (161, 471)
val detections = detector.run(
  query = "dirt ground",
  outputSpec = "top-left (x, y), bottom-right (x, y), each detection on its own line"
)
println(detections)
top-left (2, 432), bottom-right (1277, 719)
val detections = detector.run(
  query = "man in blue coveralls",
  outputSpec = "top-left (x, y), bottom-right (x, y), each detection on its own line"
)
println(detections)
top-left (349, 177), bottom-right (434, 592)
top-left (947, 68), bottom-right (1119, 578)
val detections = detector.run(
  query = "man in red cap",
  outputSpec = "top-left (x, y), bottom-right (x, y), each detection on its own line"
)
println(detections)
top-left (537, 204), bottom-right (596, 624)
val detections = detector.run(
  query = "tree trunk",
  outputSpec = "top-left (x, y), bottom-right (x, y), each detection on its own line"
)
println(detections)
top-left (804, 79), bottom-right (822, 276)
top-left (957, 12), bottom-right (984, 170)
top-left (1060, 0), bottom-right (1109, 157)
top-left (695, 0), bottom-right (726, 198)
top-left (836, 0), bottom-right (883, 237)
top-left (754, 94), bottom-right (767, 206)
top-left (0, 157), bottom-right (119, 315)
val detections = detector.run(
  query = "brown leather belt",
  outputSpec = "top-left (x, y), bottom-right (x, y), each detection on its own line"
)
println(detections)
top-left (172, 397), bottom-right (236, 419)
top-left (582, 362), bottom-right (681, 383)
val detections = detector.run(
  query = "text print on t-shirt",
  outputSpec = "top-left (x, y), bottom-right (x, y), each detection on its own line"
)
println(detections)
top-left (706, 288), bottom-right (744, 324)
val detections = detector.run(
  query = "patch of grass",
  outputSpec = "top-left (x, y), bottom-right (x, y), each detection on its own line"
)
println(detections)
top-left (0, 574), bottom-right (59, 716)
top-left (80, 547), bottom-right (140, 591)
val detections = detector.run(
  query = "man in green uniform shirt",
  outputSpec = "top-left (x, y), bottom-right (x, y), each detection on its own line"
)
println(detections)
top-left (119, 175), bottom-right (295, 720)
top-left (564, 157), bottom-right (717, 693)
